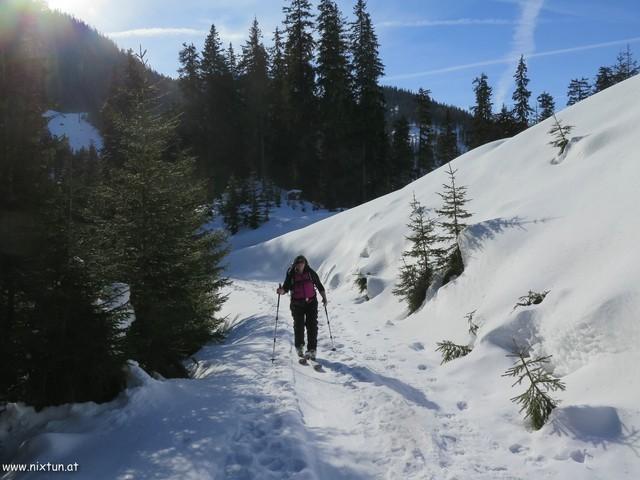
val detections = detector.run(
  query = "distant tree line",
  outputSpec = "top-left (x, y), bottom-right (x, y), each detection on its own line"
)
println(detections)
top-left (176, 0), bottom-right (457, 211)
top-left (468, 46), bottom-right (639, 149)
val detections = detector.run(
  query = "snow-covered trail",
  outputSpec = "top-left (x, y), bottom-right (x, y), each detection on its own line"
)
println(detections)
top-left (5, 280), bottom-right (608, 480)
top-left (196, 278), bottom-right (551, 480)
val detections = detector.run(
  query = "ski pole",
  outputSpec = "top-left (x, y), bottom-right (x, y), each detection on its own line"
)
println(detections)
top-left (271, 284), bottom-right (282, 363)
top-left (324, 303), bottom-right (336, 351)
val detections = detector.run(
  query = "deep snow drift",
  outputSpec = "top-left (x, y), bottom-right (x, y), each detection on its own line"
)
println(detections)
top-left (2, 77), bottom-right (639, 479)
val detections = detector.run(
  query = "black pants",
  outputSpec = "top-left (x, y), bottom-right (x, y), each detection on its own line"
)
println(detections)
top-left (291, 299), bottom-right (318, 351)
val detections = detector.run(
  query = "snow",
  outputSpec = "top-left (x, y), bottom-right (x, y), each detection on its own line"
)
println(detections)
top-left (3, 76), bottom-right (640, 479)
top-left (44, 111), bottom-right (103, 152)
top-left (206, 198), bottom-right (336, 252)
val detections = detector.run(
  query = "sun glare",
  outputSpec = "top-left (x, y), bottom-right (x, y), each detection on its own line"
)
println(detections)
top-left (46, 0), bottom-right (103, 23)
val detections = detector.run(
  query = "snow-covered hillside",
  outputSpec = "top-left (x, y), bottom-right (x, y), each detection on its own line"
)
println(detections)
top-left (222, 75), bottom-right (640, 477)
top-left (3, 77), bottom-right (639, 479)
top-left (206, 197), bottom-right (336, 252)
top-left (44, 111), bottom-right (103, 152)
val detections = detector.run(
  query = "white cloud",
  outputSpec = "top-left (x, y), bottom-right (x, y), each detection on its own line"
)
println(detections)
top-left (107, 25), bottom-right (247, 43)
top-left (107, 28), bottom-right (208, 39)
top-left (495, 0), bottom-right (545, 106)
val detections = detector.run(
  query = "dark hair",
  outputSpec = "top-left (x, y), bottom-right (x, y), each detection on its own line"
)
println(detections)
top-left (294, 255), bottom-right (307, 265)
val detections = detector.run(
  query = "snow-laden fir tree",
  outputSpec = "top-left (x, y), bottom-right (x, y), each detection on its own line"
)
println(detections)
top-left (548, 113), bottom-right (573, 156)
top-left (435, 162), bottom-right (472, 284)
top-left (393, 194), bottom-right (438, 313)
top-left (94, 50), bottom-right (230, 378)
top-left (503, 345), bottom-right (566, 430)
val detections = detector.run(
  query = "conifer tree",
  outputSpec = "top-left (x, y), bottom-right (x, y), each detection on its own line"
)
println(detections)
top-left (177, 43), bottom-right (205, 175)
top-left (221, 175), bottom-right (242, 234)
top-left (389, 116), bottom-right (413, 189)
top-left (94, 50), bottom-right (229, 377)
top-left (494, 104), bottom-right (519, 138)
top-left (393, 194), bottom-right (437, 314)
top-left (245, 174), bottom-right (263, 229)
top-left (548, 113), bottom-right (573, 156)
top-left (239, 19), bottom-right (270, 179)
top-left (316, 0), bottom-right (355, 208)
top-left (613, 44), bottom-right (639, 82)
top-left (227, 43), bottom-right (239, 79)
top-left (512, 55), bottom-right (533, 131)
top-left (201, 24), bottom-right (238, 191)
top-left (435, 163), bottom-right (472, 284)
top-left (350, 0), bottom-right (387, 201)
top-left (594, 66), bottom-right (615, 93)
top-left (283, 0), bottom-right (317, 197)
top-left (415, 88), bottom-right (435, 175)
top-left (503, 345), bottom-right (566, 430)
top-left (1, 12), bottom-right (126, 407)
top-left (566, 77), bottom-right (591, 106)
top-left (266, 27), bottom-right (289, 189)
top-left (536, 92), bottom-right (555, 122)
top-left (436, 109), bottom-right (459, 165)
top-left (435, 341), bottom-right (472, 364)
top-left (470, 73), bottom-right (495, 147)
top-left (20, 176), bottom-right (127, 408)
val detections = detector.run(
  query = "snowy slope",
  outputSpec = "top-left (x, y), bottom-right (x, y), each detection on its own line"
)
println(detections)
top-left (225, 74), bottom-right (640, 477)
top-left (206, 198), bottom-right (336, 252)
top-left (3, 77), bottom-right (639, 479)
top-left (44, 111), bottom-right (103, 152)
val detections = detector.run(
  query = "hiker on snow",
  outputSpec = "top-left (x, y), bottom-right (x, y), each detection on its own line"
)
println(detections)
top-left (276, 255), bottom-right (327, 360)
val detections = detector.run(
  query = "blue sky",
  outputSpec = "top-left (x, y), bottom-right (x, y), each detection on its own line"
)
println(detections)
top-left (46, 0), bottom-right (640, 111)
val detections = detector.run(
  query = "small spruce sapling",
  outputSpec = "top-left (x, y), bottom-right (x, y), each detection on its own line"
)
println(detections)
top-left (354, 272), bottom-right (369, 300)
top-left (436, 309), bottom-right (479, 364)
top-left (513, 290), bottom-right (550, 311)
top-left (393, 194), bottom-right (438, 313)
top-left (435, 341), bottom-right (472, 364)
top-left (548, 113), bottom-right (573, 156)
top-left (466, 309), bottom-right (479, 336)
top-left (503, 343), bottom-right (566, 430)
top-left (435, 163), bottom-right (472, 284)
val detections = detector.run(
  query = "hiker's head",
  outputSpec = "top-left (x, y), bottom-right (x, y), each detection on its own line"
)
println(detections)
top-left (294, 255), bottom-right (307, 272)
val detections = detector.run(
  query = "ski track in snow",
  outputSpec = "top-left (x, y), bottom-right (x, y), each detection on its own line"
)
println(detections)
top-left (4, 278), bottom-right (576, 479)
top-left (188, 279), bottom-right (541, 480)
